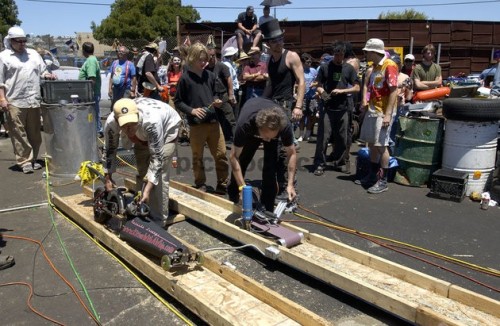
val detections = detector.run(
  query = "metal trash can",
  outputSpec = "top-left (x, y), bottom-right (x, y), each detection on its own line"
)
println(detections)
top-left (394, 116), bottom-right (445, 187)
top-left (42, 101), bottom-right (99, 178)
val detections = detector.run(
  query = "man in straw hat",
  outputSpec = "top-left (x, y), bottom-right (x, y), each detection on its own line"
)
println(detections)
top-left (260, 18), bottom-right (305, 202)
top-left (355, 38), bottom-right (398, 194)
top-left (137, 42), bottom-right (164, 100)
top-left (103, 97), bottom-right (181, 228)
top-left (0, 26), bottom-right (56, 174)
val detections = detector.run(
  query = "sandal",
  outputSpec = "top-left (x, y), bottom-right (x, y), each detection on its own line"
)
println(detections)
top-left (0, 254), bottom-right (15, 270)
top-left (313, 166), bottom-right (325, 176)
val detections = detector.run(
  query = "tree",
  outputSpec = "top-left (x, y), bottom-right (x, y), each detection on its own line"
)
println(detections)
top-left (378, 9), bottom-right (428, 20)
top-left (0, 0), bottom-right (22, 36)
top-left (91, 0), bottom-right (200, 41)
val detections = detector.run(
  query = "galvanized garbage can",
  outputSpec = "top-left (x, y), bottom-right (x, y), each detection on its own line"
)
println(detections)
top-left (394, 116), bottom-right (445, 187)
top-left (42, 101), bottom-right (99, 178)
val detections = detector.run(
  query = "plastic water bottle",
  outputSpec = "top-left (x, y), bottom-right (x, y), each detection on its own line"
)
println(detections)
top-left (242, 185), bottom-right (253, 230)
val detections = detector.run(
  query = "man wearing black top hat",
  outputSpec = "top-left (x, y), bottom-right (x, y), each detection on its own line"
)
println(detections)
top-left (261, 18), bottom-right (305, 201)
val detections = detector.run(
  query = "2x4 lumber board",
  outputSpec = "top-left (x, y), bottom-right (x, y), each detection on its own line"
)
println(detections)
top-left (81, 185), bottom-right (331, 326)
top-left (51, 193), bottom-right (301, 326)
top-left (169, 180), bottom-right (500, 319)
top-left (164, 186), bottom-right (500, 325)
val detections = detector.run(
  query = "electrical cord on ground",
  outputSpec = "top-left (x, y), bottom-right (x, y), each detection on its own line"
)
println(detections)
top-left (0, 281), bottom-right (66, 325)
top-left (288, 206), bottom-right (500, 292)
top-left (296, 204), bottom-right (500, 277)
top-left (46, 150), bottom-right (194, 325)
top-left (43, 160), bottom-right (102, 323)
top-left (202, 244), bottom-right (266, 257)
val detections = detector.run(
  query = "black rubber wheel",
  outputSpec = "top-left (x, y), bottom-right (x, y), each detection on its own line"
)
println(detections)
top-left (442, 98), bottom-right (500, 121)
top-left (93, 187), bottom-right (110, 224)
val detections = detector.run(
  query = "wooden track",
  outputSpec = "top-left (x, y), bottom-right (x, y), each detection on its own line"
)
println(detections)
top-left (149, 180), bottom-right (499, 326)
top-left (51, 192), bottom-right (330, 326)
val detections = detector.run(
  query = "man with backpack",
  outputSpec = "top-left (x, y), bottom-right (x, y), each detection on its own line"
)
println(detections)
top-left (108, 46), bottom-right (137, 108)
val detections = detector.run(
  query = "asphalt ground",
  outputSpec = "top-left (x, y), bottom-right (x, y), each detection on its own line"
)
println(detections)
top-left (0, 101), bottom-right (499, 325)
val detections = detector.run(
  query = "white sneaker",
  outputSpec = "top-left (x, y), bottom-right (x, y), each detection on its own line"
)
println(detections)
top-left (297, 136), bottom-right (303, 142)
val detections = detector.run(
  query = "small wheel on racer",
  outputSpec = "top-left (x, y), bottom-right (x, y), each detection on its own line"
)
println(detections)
top-left (195, 252), bottom-right (205, 266)
top-left (161, 255), bottom-right (172, 271)
top-left (93, 186), bottom-right (110, 224)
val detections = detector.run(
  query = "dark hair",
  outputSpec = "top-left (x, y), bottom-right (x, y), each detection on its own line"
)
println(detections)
top-left (82, 42), bottom-right (94, 55)
top-left (344, 41), bottom-right (355, 58)
top-left (388, 49), bottom-right (401, 66)
top-left (332, 41), bottom-right (346, 54)
top-left (422, 44), bottom-right (435, 55)
top-left (301, 53), bottom-right (312, 63)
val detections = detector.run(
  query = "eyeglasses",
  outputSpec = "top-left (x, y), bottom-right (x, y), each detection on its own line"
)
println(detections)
top-left (269, 37), bottom-right (284, 45)
top-left (404, 59), bottom-right (414, 62)
top-left (173, 60), bottom-right (181, 64)
top-left (12, 39), bottom-right (27, 44)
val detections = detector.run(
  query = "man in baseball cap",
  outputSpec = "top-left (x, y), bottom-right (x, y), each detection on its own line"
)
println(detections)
top-left (103, 97), bottom-right (181, 227)
top-left (402, 53), bottom-right (415, 76)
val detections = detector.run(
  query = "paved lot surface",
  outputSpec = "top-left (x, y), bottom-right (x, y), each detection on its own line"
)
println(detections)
top-left (0, 105), bottom-right (498, 325)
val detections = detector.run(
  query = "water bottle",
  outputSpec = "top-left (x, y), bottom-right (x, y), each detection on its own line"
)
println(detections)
top-left (242, 185), bottom-right (253, 230)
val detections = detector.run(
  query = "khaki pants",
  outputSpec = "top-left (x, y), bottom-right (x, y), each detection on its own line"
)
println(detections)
top-left (134, 141), bottom-right (176, 223)
top-left (5, 105), bottom-right (42, 167)
top-left (189, 122), bottom-right (229, 187)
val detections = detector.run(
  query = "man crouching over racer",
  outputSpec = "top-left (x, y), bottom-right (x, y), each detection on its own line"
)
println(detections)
top-left (228, 97), bottom-right (297, 211)
top-left (103, 97), bottom-right (181, 227)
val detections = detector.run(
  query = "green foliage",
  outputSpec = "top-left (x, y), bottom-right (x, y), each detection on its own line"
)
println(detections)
top-left (378, 9), bottom-right (428, 20)
top-left (92, 0), bottom-right (200, 42)
top-left (0, 0), bottom-right (22, 36)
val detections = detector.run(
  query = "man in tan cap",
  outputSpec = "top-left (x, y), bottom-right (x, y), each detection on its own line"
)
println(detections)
top-left (243, 46), bottom-right (268, 101)
top-left (103, 97), bottom-right (181, 227)
top-left (356, 38), bottom-right (398, 194)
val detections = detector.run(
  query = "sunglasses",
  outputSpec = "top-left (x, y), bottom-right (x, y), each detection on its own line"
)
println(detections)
top-left (12, 39), bottom-right (27, 44)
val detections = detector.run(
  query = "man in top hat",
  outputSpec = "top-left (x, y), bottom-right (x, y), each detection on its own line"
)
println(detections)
top-left (235, 6), bottom-right (262, 54)
top-left (356, 38), bottom-right (398, 194)
top-left (0, 26), bottom-right (56, 174)
top-left (261, 18), bottom-right (305, 201)
top-left (137, 42), bottom-right (164, 100)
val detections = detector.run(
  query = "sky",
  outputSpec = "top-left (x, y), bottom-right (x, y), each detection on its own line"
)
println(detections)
top-left (15, 0), bottom-right (500, 37)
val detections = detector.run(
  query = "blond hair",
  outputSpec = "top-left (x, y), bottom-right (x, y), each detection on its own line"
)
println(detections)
top-left (186, 42), bottom-right (208, 67)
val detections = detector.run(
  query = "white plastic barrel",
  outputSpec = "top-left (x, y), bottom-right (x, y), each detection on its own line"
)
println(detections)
top-left (442, 120), bottom-right (499, 196)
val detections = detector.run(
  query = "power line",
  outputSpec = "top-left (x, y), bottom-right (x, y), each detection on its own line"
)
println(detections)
top-left (24, 0), bottom-right (500, 10)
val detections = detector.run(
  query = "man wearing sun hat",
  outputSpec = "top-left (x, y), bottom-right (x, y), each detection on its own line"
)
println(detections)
top-left (103, 97), bottom-right (181, 227)
top-left (137, 42), bottom-right (164, 100)
top-left (356, 38), bottom-right (398, 194)
top-left (0, 26), bottom-right (56, 174)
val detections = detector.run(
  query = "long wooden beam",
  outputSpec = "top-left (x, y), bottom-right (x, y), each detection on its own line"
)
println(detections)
top-left (52, 192), bottom-right (330, 326)
top-left (159, 180), bottom-right (500, 325)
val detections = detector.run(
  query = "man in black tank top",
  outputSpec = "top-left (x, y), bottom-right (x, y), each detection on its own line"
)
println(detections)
top-left (261, 19), bottom-right (305, 200)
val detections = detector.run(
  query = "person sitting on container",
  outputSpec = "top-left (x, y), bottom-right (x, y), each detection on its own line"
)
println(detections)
top-left (235, 6), bottom-right (262, 54)
top-left (227, 97), bottom-right (297, 212)
top-left (0, 26), bottom-right (56, 174)
top-left (103, 97), bottom-right (181, 228)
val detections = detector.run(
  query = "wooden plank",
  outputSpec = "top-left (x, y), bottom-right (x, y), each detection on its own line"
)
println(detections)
top-left (51, 193), bottom-right (304, 326)
top-left (160, 183), bottom-right (500, 325)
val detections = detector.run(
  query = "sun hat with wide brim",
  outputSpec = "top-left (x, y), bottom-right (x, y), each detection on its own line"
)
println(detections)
top-left (362, 38), bottom-right (386, 55)
top-left (235, 51), bottom-right (250, 63)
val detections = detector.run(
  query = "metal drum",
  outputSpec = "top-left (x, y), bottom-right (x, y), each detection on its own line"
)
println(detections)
top-left (394, 117), bottom-right (444, 187)
top-left (42, 102), bottom-right (99, 178)
top-left (442, 119), bottom-right (498, 196)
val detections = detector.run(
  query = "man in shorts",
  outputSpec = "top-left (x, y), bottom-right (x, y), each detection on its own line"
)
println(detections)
top-left (356, 38), bottom-right (398, 194)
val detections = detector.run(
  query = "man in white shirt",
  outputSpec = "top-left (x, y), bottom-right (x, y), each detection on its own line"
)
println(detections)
top-left (0, 26), bottom-right (56, 174)
top-left (103, 97), bottom-right (181, 227)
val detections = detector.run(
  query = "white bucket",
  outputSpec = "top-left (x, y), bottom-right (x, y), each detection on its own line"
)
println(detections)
top-left (442, 119), bottom-right (498, 196)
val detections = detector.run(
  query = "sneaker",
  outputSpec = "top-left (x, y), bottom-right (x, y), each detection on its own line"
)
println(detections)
top-left (332, 161), bottom-right (351, 174)
top-left (367, 179), bottom-right (388, 194)
top-left (195, 184), bottom-right (207, 192)
top-left (297, 136), bottom-right (303, 142)
top-left (313, 165), bottom-right (325, 176)
top-left (354, 173), bottom-right (377, 186)
top-left (215, 184), bottom-right (227, 195)
top-left (22, 164), bottom-right (34, 174)
top-left (33, 162), bottom-right (43, 170)
top-left (275, 190), bottom-right (289, 202)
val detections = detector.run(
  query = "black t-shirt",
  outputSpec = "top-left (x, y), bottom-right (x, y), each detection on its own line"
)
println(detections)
top-left (316, 61), bottom-right (359, 111)
top-left (234, 97), bottom-right (294, 147)
top-left (138, 53), bottom-right (160, 93)
top-left (237, 12), bottom-right (258, 30)
top-left (205, 62), bottom-right (230, 95)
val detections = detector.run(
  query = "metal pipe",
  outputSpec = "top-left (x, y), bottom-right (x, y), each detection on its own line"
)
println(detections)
top-left (0, 202), bottom-right (48, 214)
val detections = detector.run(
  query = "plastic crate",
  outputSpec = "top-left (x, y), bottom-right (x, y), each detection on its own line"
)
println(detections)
top-left (41, 80), bottom-right (94, 104)
top-left (428, 169), bottom-right (468, 202)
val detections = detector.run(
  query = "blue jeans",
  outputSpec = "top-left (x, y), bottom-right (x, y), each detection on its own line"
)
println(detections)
top-left (93, 94), bottom-right (102, 132)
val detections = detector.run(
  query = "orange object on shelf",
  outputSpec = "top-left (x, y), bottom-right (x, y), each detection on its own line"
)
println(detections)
top-left (413, 87), bottom-right (450, 102)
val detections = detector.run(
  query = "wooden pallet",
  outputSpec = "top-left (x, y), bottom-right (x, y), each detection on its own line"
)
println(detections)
top-left (147, 180), bottom-right (499, 326)
top-left (51, 192), bottom-right (330, 326)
